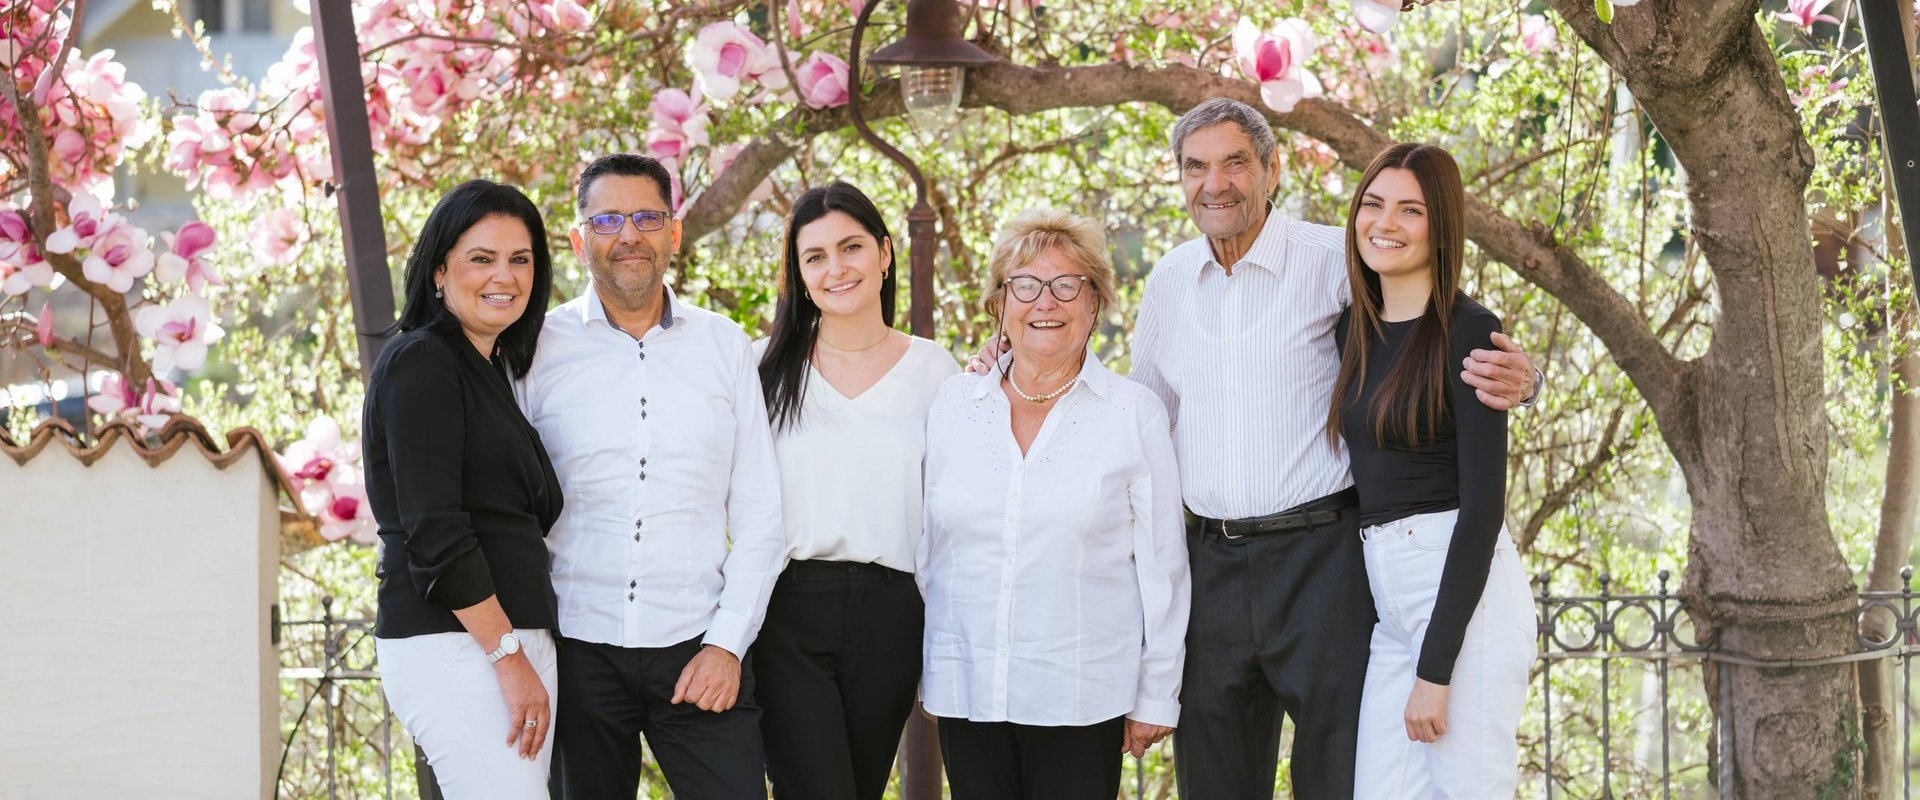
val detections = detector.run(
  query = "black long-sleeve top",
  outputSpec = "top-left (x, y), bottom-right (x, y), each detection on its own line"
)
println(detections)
top-left (364, 317), bottom-right (563, 639)
top-left (1336, 292), bottom-right (1508, 685)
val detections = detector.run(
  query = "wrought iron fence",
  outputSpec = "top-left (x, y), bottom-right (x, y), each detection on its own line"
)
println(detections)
top-left (276, 571), bottom-right (1920, 800)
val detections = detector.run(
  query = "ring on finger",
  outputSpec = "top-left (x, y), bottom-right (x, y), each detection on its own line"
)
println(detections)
top-left (524, 719), bottom-right (537, 729)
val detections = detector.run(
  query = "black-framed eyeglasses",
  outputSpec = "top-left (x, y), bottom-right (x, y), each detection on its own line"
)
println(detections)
top-left (1001, 274), bottom-right (1090, 304)
top-left (583, 210), bottom-right (671, 236)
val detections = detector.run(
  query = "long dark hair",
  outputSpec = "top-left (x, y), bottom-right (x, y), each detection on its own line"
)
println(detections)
top-left (392, 179), bottom-right (554, 379)
top-left (1327, 143), bottom-right (1467, 448)
top-left (758, 181), bottom-right (897, 432)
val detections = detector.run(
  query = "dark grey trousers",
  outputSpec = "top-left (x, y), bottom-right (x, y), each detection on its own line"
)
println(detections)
top-left (1174, 507), bottom-right (1374, 799)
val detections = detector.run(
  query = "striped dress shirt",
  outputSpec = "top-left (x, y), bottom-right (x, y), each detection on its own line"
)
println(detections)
top-left (1129, 210), bottom-right (1356, 520)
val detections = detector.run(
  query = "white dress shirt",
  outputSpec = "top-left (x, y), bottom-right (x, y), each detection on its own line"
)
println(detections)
top-left (518, 286), bottom-right (785, 658)
top-left (1128, 210), bottom-right (1356, 520)
top-left (754, 336), bottom-right (958, 572)
top-left (918, 354), bottom-right (1189, 728)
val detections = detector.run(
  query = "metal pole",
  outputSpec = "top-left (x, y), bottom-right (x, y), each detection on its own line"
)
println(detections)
top-left (849, 0), bottom-right (940, 340)
top-left (1862, 0), bottom-right (1920, 287)
top-left (848, 7), bottom-right (944, 795)
top-left (310, 0), bottom-right (396, 380)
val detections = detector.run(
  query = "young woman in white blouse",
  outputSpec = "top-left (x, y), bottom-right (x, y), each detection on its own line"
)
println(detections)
top-left (918, 209), bottom-right (1190, 800)
top-left (751, 182), bottom-right (958, 800)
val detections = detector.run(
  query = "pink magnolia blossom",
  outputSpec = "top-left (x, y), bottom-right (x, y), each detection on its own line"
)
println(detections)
top-left (135, 292), bottom-right (225, 373)
top-left (794, 51), bottom-right (850, 109)
top-left (1521, 15), bottom-right (1557, 55)
top-left (132, 378), bottom-right (181, 434)
top-left (87, 372), bottom-right (138, 417)
top-left (34, 301), bottom-right (52, 347)
top-left (1776, 0), bottom-right (1841, 29)
top-left (45, 193), bottom-right (109, 254)
top-left (1350, 0), bottom-right (1400, 33)
top-left (280, 415), bottom-right (358, 489)
top-left (155, 221), bottom-right (220, 292)
top-left (1233, 18), bottom-right (1321, 114)
top-left (0, 242), bottom-right (53, 297)
top-left (252, 208), bottom-right (308, 262)
top-left (316, 475), bottom-right (378, 544)
top-left (0, 208), bottom-right (54, 296)
top-left (646, 88), bottom-right (711, 161)
top-left (79, 217), bottom-right (156, 294)
top-left (688, 21), bottom-right (777, 101)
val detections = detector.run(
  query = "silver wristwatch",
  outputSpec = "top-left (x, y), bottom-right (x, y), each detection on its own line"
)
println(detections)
top-left (486, 632), bottom-right (521, 663)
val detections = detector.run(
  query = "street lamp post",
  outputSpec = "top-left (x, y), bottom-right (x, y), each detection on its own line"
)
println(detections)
top-left (847, 0), bottom-right (997, 338)
top-left (845, 5), bottom-right (996, 798)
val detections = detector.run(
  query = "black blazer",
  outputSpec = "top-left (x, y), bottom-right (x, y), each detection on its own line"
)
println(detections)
top-left (363, 317), bottom-right (563, 639)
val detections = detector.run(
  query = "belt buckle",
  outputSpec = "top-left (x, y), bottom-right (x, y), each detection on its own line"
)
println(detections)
top-left (1220, 519), bottom-right (1243, 540)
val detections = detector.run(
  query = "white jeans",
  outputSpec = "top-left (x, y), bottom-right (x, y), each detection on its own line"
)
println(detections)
top-left (1354, 510), bottom-right (1536, 799)
top-left (377, 629), bottom-right (558, 799)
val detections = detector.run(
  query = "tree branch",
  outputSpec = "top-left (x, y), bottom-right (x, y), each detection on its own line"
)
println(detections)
top-left (0, 0), bottom-right (151, 387)
top-left (681, 59), bottom-right (1686, 413)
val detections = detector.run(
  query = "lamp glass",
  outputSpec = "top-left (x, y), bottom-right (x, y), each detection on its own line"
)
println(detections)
top-left (901, 65), bottom-right (963, 131)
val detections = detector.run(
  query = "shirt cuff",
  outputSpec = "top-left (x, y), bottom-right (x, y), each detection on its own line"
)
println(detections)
top-left (1129, 696), bottom-right (1181, 728)
top-left (424, 548), bottom-right (496, 611)
top-left (701, 611), bottom-right (753, 659)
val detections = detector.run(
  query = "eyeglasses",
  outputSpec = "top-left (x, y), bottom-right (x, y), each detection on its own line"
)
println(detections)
top-left (582, 210), bottom-right (671, 236)
top-left (1001, 274), bottom-right (1090, 304)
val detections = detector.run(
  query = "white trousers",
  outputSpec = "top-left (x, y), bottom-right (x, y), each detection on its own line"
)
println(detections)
top-left (1354, 510), bottom-right (1536, 799)
top-left (376, 628), bottom-right (558, 800)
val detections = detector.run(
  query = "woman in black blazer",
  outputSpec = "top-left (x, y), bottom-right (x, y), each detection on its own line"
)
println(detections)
top-left (362, 180), bottom-right (564, 797)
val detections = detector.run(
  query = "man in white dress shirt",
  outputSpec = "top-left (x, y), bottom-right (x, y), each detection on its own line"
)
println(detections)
top-left (520, 153), bottom-right (785, 799)
top-left (973, 99), bottom-right (1535, 798)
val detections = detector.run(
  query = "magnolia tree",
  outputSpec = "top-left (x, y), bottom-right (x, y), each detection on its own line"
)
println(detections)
top-left (0, 0), bottom-right (1902, 794)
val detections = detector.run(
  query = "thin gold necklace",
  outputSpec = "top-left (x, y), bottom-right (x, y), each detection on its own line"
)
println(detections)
top-left (1006, 358), bottom-right (1075, 404)
top-left (817, 327), bottom-right (891, 353)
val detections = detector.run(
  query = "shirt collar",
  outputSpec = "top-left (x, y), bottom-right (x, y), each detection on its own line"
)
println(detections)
top-left (1201, 203), bottom-right (1293, 278)
top-left (971, 348), bottom-right (1119, 401)
top-left (581, 282), bottom-right (679, 332)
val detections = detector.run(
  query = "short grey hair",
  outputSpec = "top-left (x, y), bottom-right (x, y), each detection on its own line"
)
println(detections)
top-left (1169, 98), bottom-right (1279, 167)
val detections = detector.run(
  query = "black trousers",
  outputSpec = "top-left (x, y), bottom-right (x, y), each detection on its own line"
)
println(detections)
top-left (552, 634), bottom-right (767, 800)
top-left (753, 560), bottom-right (924, 800)
top-left (937, 716), bottom-right (1124, 800)
top-left (1173, 501), bottom-right (1374, 799)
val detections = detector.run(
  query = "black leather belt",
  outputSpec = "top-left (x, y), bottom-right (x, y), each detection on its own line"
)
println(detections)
top-left (1184, 487), bottom-right (1359, 540)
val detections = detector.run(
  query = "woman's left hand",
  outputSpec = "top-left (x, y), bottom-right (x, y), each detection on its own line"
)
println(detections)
top-left (1122, 719), bottom-right (1174, 758)
top-left (1403, 679), bottom-right (1450, 743)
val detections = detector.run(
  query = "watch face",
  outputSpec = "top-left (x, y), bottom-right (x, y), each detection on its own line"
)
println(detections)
top-left (500, 634), bottom-right (520, 655)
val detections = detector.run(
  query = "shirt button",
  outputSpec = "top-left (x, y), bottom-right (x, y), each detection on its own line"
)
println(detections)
top-left (627, 592), bottom-right (635, 601)
top-left (640, 458), bottom-right (647, 466)
top-left (629, 580), bottom-right (637, 588)
top-left (640, 397), bottom-right (647, 406)
top-left (640, 472), bottom-right (647, 481)
top-left (641, 410), bottom-right (648, 420)
top-left (634, 519), bottom-right (644, 529)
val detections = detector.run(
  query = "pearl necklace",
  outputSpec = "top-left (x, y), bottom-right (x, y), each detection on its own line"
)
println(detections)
top-left (1006, 358), bottom-right (1076, 404)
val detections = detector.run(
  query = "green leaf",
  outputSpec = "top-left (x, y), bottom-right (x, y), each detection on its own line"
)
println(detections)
top-left (1596, 0), bottom-right (1614, 24)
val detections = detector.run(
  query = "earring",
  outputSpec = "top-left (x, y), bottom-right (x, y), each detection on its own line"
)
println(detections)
top-left (434, 286), bottom-right (443, 298)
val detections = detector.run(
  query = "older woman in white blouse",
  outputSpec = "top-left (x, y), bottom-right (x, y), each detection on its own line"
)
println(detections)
top-left (917, 208), bottom-right (1190, 800)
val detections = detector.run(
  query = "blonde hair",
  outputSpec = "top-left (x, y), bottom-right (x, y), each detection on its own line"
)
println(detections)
top-left (983, 208), bottom-right (1118, 321)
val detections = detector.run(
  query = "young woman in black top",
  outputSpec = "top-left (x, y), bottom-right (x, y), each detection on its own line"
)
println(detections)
top-left (1329, 144), bottom-right (1535, 797)
top-left (363, 180), bottom-right (563, 797)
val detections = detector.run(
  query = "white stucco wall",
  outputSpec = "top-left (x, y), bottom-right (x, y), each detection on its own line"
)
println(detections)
top-left (0, 440), bottom-right (279, 799)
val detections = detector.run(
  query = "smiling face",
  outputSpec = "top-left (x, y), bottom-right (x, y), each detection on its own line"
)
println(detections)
top-left (1002, 247), bottom-right (1098, 366)
top-left (436, 213), bottom-right (535, 353)
top-left (568, 173), bottom-right (681, 310)
top-left (1180, 121), bottom-right (1281, 244)
top-left (1354, 167), bottom-right (1433, 281)
top-left (795, 210), bottom-right (891, 321)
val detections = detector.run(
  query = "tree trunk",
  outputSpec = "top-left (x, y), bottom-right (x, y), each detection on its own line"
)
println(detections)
top-left (1546, 2), bottom-right (1860, 795)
